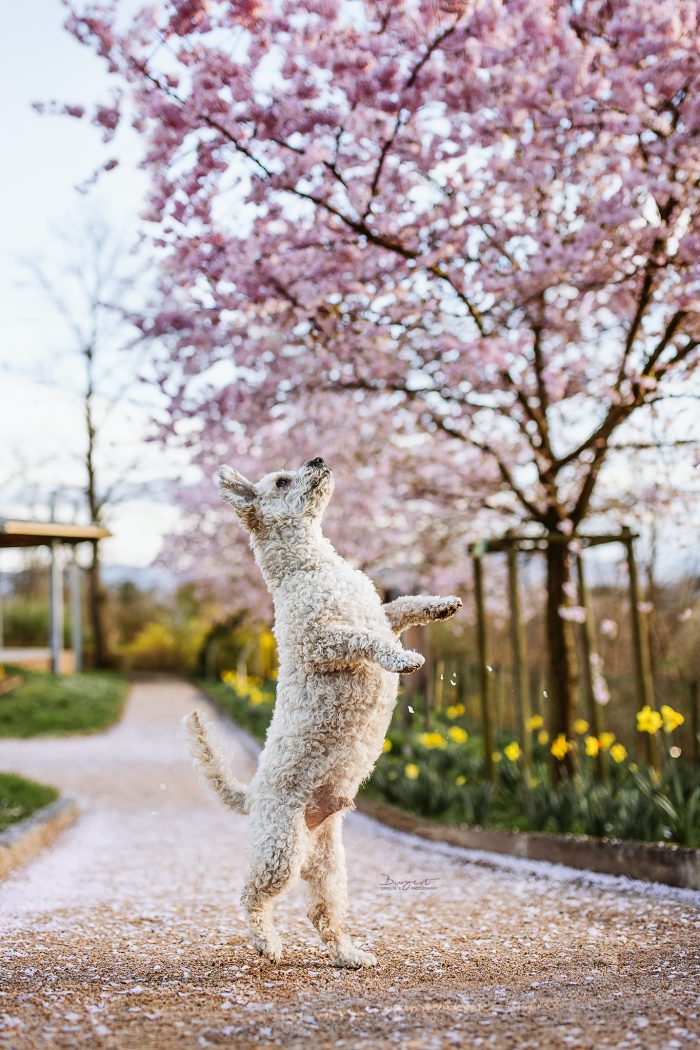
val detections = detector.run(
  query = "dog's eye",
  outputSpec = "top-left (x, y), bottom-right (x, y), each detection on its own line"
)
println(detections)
top-left (276, 477), bottom-right (291, 489)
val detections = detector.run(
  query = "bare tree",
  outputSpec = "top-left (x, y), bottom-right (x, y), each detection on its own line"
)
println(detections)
top-left (23, 216), bottom-right (149, 667)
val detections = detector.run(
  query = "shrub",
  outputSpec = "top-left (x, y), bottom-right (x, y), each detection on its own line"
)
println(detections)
top-left (121, 618), bottom-right (209, 672)
top-left (198, 674), bottom-right (275, 742)
top-left (0, 600), bottom-right (50, 647)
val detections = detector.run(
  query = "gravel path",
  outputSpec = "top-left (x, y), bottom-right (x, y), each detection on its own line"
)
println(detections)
top-left (0, 680), bottom-right (698, 1049)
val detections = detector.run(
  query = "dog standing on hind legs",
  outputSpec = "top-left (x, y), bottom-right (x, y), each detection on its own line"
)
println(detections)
top-left (186, 457), bottom-right (462, 968)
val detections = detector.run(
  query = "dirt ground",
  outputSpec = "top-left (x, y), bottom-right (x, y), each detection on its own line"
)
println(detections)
top-left (0, 680), bottom-right (698, 1049)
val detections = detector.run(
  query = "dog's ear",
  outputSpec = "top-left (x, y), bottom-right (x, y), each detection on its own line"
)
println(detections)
top-left (217, 465), bottom-right (259, 530)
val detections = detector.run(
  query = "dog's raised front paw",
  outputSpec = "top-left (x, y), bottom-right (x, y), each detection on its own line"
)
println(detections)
top-left (331, 945), bottom-right (377, 969)
top-left (379, 646), bottom-right (423, 672)
top-left (217, 464), bottom-right (238, 490)
top-left (435, 595), bottom-right (462, 620)
top-left (399, 649), bottom-right (425, 674)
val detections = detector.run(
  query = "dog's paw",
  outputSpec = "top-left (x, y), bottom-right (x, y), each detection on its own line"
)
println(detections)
top-left (331, 945), bottom-right (377, 969)
top-left (217, 464), bottom-right (239, 490)
top-left (435, 595), bottom-right (462, 620)
top-left (252, 932), bottom-right (283, 964)
top-left (393, 649), bottom-right (425, 675)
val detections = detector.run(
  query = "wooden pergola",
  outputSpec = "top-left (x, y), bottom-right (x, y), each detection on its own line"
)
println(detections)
top-left (468, 526), bottom-right (654, 780)
top-left (0, 520), bottom-right (111, 674)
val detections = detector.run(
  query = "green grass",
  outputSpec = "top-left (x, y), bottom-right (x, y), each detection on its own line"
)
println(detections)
top-left (0, 772), bottom-right (58, 832)
top-left (0, 668), bottom-right (128, 738)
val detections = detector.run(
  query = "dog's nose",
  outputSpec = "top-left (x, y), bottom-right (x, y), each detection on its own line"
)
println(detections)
top-left (306, 457), bottom-right (325, 469)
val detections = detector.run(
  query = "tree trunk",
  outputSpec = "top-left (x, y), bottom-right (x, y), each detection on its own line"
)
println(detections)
top-left (84, 343), bottom-right (111, 669)
top-left (400, 624), bottom-right (431, 728)
top-left (87, 539), bottom-right (109, 669)
top-left (545, 541), bottom-right (577, 780)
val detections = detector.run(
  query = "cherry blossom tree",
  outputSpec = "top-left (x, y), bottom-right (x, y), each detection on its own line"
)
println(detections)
top-left (60, 0), bottom-right (700, 742)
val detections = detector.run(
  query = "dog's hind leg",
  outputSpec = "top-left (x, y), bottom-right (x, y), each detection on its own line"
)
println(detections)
top-left (241, 810), bottom-right (306, 963)
top-left (301, 814), bottom-right (376, 969)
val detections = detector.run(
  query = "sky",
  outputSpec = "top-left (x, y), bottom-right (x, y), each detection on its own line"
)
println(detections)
top-left (0, 0), bottom-right (183, 576)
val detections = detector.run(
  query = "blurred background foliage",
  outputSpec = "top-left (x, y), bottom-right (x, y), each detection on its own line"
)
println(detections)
top-left (1, 552), bottom-right (698, 746)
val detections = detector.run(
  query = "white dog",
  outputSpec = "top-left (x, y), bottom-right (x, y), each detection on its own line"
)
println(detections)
top-left (186, 457), bottom-right (461, 968)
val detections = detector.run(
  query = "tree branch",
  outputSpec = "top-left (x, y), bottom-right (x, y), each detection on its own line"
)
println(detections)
top-left (362, 19), bottom-right (459, 218)
top-left (557, 310), bottom-right (690, 471)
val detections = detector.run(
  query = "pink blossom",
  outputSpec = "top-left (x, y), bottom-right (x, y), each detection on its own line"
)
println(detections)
top-left (600, 619), bottom-right (618, 639)
top-left (558, 605), bottom-right (587, 624)
top-left (54, 0), bottom-right (700, 615)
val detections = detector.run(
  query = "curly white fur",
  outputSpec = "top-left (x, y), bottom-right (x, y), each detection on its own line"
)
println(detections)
top-left (185, 457), bottom-right (461, 968)
top-left (186, 709), bottom-right (248, 813)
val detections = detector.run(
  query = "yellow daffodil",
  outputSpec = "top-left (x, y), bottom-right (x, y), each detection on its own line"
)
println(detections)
top-left (446, 703), bottom-right (466, 719)
top-left (598, 731), bottom-right (616, 750)
top-left (504, 741), bottom-right (522, 762)
top-left (492, 751), bottom-right (502, 764)
top-left (584, 736), bottom-right (600, 757)
top-left (551, 734), bottom-right (572, 760)
top-left (448, 726), bottom-right (468, 744)
top-left (661, 705), bottom-right (685, 733)
top-left (537, 729), bottom-right (550, 745)
top-left (455, 774), bottom-right (466, 786)
top-left (382, 738), bottom-right (392, 753)
top-left (629, 762), bottom-right (639, 773)
top-left (221, 668), bottom-right (267, 703)
top-left (610, 743), bottom-right (627, 763)
top-left (574, 719), bottom-right (590, 735)
top-left (526, 714), bottom-right (544, 731)
top-left (419, 731), bottom-right (447, 750)
top-left (637, 705), bottom-right (663, 734)
top-left (404, 763), bottom-right (419, 780)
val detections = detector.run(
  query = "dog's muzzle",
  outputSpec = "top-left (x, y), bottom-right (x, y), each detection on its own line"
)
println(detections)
top-left (304, 458), bottom-right (332, 492)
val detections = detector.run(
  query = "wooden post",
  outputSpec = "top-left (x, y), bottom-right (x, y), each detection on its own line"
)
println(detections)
top-left (459, 662), bottom-right (474, 724)
top-left (69, 558), bottom-right (83, 674)
top-left (434, 659), bottom-right (445, 715)
top-left (507, 545), bottom-right (532, 773)
top-left (691, 680), bottom-right (700, 765)
top-left (400, 624), bottom-right (423, 728)
top-left (530, 668), bottom-right (544, 718)
top-left (49, 542), bottom-right (64, 675)
top-left (576, 554), bottom-right (606, 782)
top-left (494, 666), bottom-right (504, 743)
top-left (423, 626), bottom-right (434, 730)
top-left (473, 554), bottom-right (495, 781)
top-left (622, 527), bottom-right (656, 768)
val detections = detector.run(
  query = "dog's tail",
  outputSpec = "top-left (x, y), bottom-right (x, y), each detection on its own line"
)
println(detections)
top-left (184, 710), bottom-right (249, 815)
